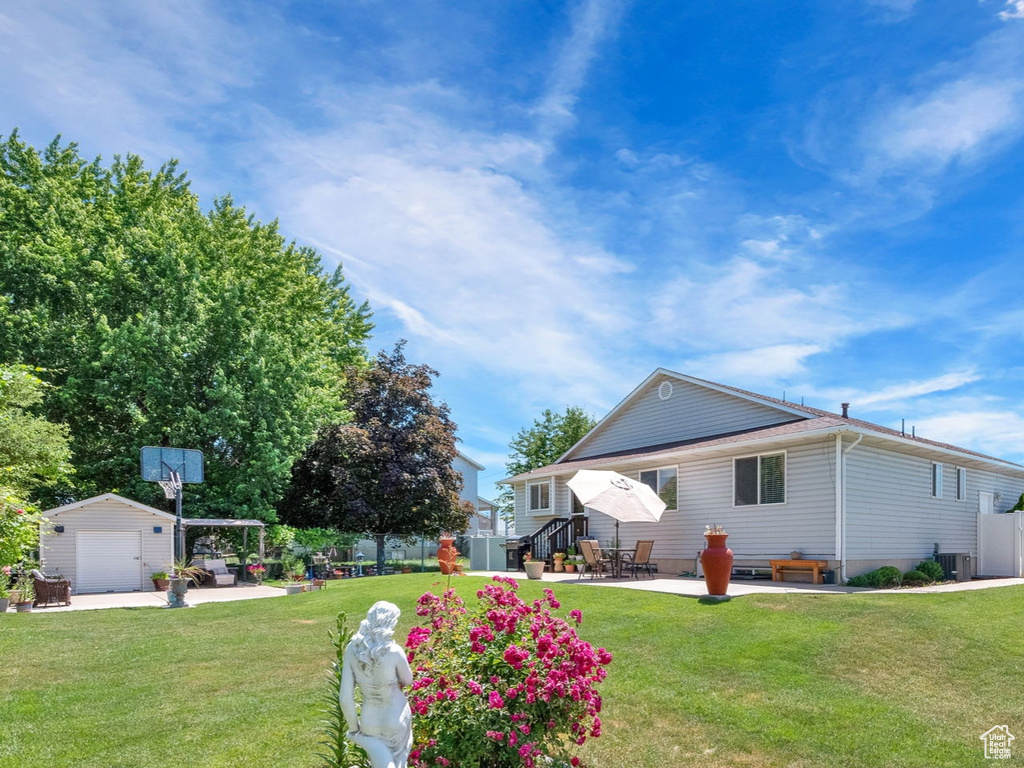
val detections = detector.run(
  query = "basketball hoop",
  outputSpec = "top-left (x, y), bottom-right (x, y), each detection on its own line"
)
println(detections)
top-left (157, 471), bottom-right (183, 499)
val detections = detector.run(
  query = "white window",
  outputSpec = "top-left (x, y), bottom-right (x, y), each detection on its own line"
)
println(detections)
top-left (734, 452), bottom-right (786, 506)
top-left (639, 466), bottom-right (678, 510)
top-left (527, 479), bottom-right (552, 514)
top-left (956, 467), bottom-right (966, 501)
top-left (932, 463), bottom-right (943, 498)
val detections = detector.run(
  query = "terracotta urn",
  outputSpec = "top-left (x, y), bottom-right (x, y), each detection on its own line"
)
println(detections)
top-left (700, 533), bottom-right (733, 596)
top-left (437, 537), bottom-right (457, 575)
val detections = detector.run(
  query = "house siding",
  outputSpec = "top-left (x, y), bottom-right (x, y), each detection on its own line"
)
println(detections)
top-left (40, 499), bottom-right (174, 594)
top-left (517, 437), bottom-right (837, 569)
top-left (567, 374), bottom-right (803, 461)
top-left (844, 444), bottom-right (1024, 571)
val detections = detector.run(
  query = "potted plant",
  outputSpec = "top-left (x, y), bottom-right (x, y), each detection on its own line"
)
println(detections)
top-left (150, 571), bottom-right (170, 591)
top-left (11, 571), bottom-right (35, 612)
top-left (437, 533), bottom-right (458, 575)
top-left (563, 545), bottom-right (577, 573)
top-left (700, 524), bottom-right (733, 598)
top-left (246, 563), bottom-right (266, 585)
top-left (168, 558), bottom-right (206, 608)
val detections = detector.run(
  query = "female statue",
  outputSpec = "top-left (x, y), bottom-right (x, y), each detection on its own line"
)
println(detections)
top-left (341, 601), bottom-right (414, 768)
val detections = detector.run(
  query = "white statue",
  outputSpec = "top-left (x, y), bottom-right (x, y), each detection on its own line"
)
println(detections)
top-left (341, 601), bottom-right (414, 768)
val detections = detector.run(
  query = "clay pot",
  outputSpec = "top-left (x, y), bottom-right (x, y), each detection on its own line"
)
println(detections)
top-left (700, 533), bottom-right (733, 596)
top-left (437, 537), bottom-right (457, 575)
top-left (564, 563), bottom-right (576, 574)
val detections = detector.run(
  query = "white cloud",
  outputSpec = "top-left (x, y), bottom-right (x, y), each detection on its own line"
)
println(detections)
top-left (868, 80), bottom-right (1021, 171)
top-left (534, 0), bottom-right (627, 140)
top-left (999, 1), bottom-right (1024, 20)
top-left (820, 370), bottom-right (981, 412)
top-left (689, 344), bottom-right (825, 381)
top-left (913, 410), bottom-right (1024, 460)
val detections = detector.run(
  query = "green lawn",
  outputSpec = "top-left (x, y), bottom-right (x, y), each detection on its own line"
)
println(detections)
top-left (1, 575), bottom-right (1020, 768)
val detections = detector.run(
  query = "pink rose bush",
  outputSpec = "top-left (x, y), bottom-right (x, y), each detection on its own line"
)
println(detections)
top-left (405, 575), bottom-right (611, 768)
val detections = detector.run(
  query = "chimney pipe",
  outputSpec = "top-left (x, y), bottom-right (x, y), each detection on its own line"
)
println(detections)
top-left (841, 403), bottom-right (850, 418)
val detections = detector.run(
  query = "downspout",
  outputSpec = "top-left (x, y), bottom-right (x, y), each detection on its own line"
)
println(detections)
top-left (835, 432), bottom-right (863, 584)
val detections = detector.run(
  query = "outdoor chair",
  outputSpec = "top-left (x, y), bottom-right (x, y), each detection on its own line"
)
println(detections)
top-left (620, 540), bottom-right (657, 579)
top-left (578, 540), bottom-right (611, 580)
top-left (30, 568), bottom-right (72, 607)
top-left (199, 558), bottom-right (236, 587)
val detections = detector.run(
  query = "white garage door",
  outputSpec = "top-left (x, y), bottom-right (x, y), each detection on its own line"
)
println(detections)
top-left (77, 530), bottom-right (144, 593)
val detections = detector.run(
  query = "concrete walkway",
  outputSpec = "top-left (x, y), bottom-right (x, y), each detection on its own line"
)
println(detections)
top-left (22, 583), bottom-right (287, 613)
top-left (468, 570), bottom-right (1024, 598)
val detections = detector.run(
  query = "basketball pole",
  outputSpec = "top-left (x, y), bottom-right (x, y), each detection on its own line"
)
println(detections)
top-left (175, 483), bottom-right (184, 562)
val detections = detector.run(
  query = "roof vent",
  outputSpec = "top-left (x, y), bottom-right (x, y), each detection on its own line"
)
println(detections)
top-left (841, 403), bottom-right (850, 418)
top-left (658, 381), bottom-right (673, 400)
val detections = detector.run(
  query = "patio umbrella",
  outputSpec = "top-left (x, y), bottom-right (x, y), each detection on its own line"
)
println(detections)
top-left (566, 469), bottom-right (667, 540)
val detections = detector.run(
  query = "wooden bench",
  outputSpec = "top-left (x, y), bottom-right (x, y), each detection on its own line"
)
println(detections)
top-left (770, 559), bottom-right (829, 585)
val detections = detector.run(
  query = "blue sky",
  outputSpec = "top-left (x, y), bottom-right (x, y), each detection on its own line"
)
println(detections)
top-left (3, 1), bottom-right (1024, 501)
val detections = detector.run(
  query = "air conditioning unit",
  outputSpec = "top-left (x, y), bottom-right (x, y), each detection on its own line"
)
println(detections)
top-left (935, 553), bottom-right (971, 582)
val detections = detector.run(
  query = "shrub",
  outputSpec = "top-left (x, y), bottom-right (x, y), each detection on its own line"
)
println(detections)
top-left (406, 576), bottom-right (612, 768)
top-left (901, 569), bottom-right (929, 586)
top-left (845, 566), bottom-right (903, 588)
top-left (915, 560), bottom-right (945, 582)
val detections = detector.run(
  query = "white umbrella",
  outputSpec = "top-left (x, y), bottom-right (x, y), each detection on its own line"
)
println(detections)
top-left (566, 469), bottom-right (667, 540)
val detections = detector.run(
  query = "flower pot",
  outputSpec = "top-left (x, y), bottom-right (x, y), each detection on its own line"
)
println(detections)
top-left (15, 601), bottom-right (33, 612)
top-left (401, 566), bottom-right (412, 574)
top-left (152, 578), bottom-right (170, 592)
top-left (524, 560), bottom-right (546, 580)
top-left (700, 533), bottom-right (733, 596)
top-left (564, 563), bottom-right (576, 574)
top-left (553, 554), bottom-right (566, 572)
top-left (437, 537), bottom-right (457, 575)
top-left (789, 551), bottom-right (803, 560)
top-left (285, 583), bottom-right (304, 595)
top-left (0, 597), bottom-right (9, 613)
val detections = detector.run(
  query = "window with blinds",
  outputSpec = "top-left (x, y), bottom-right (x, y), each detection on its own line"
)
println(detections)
top-left (734, 452), bottom-right (786, 506)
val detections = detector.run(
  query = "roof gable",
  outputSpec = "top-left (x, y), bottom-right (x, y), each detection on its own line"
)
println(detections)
top-left (45, 493), bottom-right (177, 522)
top-left (561, 369), bottom-right (812, 462)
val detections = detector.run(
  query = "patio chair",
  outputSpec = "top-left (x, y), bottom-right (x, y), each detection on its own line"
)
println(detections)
top-left (620, 540), bottom-right (657, 579)
top-left (578, 540), bottom-right (611, 580)
top-left (30, 568), bottom-right (72, 607)
top-left (200, 558), bottom-right (236, 587)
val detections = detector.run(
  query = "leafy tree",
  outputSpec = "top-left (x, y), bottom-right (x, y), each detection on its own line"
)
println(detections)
top-left (497, 405), bottom-right (597, 522)
top-left (0, 364), bottom-right (73, 566)
top-left (279, 342), bottom-right (468, 573)
top-left (0, 131), bottom-right (372, 520)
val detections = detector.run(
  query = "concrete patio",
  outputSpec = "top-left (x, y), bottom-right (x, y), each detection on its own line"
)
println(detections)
top-left (469, 569), bottom-right (1024, 597)
top-left (21, 583), bottom-right (287, 612)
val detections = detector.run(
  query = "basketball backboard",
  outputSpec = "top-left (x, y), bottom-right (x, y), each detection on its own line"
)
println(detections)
top-left (140, 446), bottom-right (204, 484)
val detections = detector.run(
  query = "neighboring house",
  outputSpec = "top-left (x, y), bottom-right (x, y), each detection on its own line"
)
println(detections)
top-left (501, 369), bottom-right (1024, 581)
top-left (39, 493), bottom-right (175, 594)
top-left (354, 451), bottom-right (492, 557)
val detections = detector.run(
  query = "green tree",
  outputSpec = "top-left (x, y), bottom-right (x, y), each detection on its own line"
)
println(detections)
top-left (0, 131), bottom-right (372, 520)
top-left (497, 405), bottom-right (597, 522)
top-left (279, 342), bottom-right (468, 573)
top-left (0, 364), bottom-right (73, 566)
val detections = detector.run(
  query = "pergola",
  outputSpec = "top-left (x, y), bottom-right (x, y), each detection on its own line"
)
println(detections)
top-left (181, 518), bottom-right (266, 577)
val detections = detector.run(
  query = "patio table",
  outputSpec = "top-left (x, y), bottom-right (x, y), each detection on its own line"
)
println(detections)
top-left (600, 547), bottom-right (636, 578)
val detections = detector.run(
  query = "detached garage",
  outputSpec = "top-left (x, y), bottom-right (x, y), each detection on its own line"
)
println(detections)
top-left (40, 494), bottom-right (175, 594)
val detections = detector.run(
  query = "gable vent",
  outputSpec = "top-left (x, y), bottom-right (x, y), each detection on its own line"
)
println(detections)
top-left (658, 381), bottom-right (673, 400)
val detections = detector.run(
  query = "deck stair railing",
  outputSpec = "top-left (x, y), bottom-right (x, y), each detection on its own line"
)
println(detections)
top-left (524, 518), bottom-right (563, 565)
top-left (547, 516), bottom-right (588, 564)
